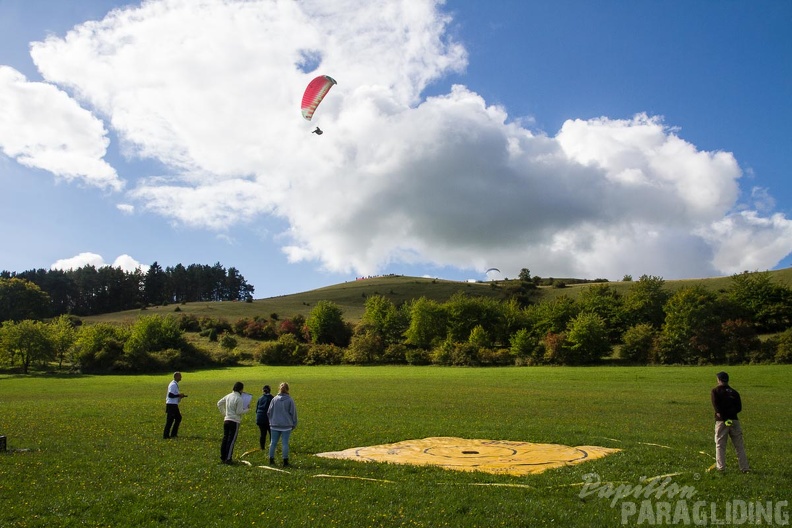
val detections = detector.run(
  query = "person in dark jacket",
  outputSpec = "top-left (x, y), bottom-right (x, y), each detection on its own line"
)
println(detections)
top-left (711, 371), bottom-right (750, 473)
top-left (255, 385), bottom-right (274, 451)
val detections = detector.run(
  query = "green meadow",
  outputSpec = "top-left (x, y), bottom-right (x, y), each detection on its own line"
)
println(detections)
top-left (1, 365), bottom-right (790, 527)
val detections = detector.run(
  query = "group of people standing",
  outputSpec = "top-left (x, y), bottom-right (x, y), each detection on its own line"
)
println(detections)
top-left (164, 370), bottom-right (751, 474)
top-left (163, 372), bottom-right (298, 467)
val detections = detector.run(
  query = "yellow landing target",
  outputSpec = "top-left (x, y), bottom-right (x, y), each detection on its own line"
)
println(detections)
top-left (316, 437), bottom-right (620, 476)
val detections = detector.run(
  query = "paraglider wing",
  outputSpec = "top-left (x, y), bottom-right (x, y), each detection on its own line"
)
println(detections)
top-left (486, 268), bottom-right (500, 274)
top-left (301, 75), bottom-right (337, 121)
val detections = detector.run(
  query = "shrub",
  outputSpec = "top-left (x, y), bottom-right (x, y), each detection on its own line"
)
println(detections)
top-left (124, 316), bottom-right (187, 359)
top-left (619, 323), bottom-right (657, 364)
top-left (565, 312), bottom-right (610, 364)
top-left (721, 319), bottom-right (760, 364)
top-left (345, 330), bottom-right (384, 364)
top-left (177, 314), bottom-right (201, 332)
top-left (220, 333), bottom-right (238, 352)
top-left (749, 338), bottom-right (777, 364)
top-left (73, 323), bottom-right (129, 373)
top-left (509, 328), bottom-right (542, 364)
top-left (477, 347), bottom-right (512, 366)
top-left (405, 347), bottom-right (431, 365)
top-left (431, 339), bottom-right (480, 366)
top-left (255, 333), bottom-right (305, 365)
top-left (306, 300), bottom-right (350, 346)
top-left (382, 343), bottom-right (408, 364)
top-left (775, 329), bottom-right (792, 364)
top-left (304, 344), bottom-right (344, 365)
top-left (542, 332), bottom-right (568, 364)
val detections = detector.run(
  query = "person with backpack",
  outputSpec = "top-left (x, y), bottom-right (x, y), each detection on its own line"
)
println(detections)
top-left (711, 371), bottom-right (750, 473)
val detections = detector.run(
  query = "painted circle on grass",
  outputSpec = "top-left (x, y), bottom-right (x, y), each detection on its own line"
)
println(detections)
top-left (425, 444), bottom-right (517, 459)
top-left (316, 437), bottom-right (621, 476)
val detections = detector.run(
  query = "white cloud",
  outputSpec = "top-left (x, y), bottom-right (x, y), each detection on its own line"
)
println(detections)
top-left (23, 0), bottom-right (792, 281)
top-left (0, 66), bottom-right (122, 191)
top-left (116, 203), bottom-right (134, 214)
top-left (112, 254), bottom-right (149, 274)
top-left (50, 252), bottom-right (148, 274)
top-left (700, 211), bottom-right (792, 274)
top-left (51, 252), bottom-right (106, 271)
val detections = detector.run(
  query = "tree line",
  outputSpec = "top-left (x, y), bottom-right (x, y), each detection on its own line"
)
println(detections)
top-left (0, 261), bottom-right (254, 318)
top-left (2, 270), bottom-right (792, 374)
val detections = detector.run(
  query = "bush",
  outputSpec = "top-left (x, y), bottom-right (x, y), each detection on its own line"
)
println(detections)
top-left (306, 300), bottom-right (351, 346)
top-left (477, 347), bottom-right (513, 366)
top-left (431, 340), bottom-right (480, 366)
top-left (304, 344), bottom-right (344, 365)
top-left (345, 331), bottom-right (385, 364)
top-left (149, 346), bottom-right (213, 371)
top-left (220, 333), bottom-right (238, 352)
top-left (619, 323), bottom-right (657, 364)
top-left (775, 329), bottom-right (792, 364)
top-left (255, 334), bottom-right (305, 365)
top-left (177, 314), bottom-right (201, 332)
top-left (509, 328), bottom-right (542, 364)
top-left (74, 323), bottom-right (129, 373)
top-left (124, 316), bottom-right (187, 359)
top-left (565, 312), bottom-right (610, 364)
top-left (721, 319), bottom-right (760, 364)
top-left (749, 338), bottom-right (777, 364)
top-left (382, 343), bottom-right (408, 364)
top-left (405, 347), bottom-right (431, 365)
top-left (542, 332), bottom-right (568, 364)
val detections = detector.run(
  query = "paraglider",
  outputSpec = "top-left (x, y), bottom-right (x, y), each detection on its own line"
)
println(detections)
top-left (301, 75), bottom-right (337, 123)
top-left (312, 127), bottom-right (323, 135)
top-left (485, 268), bottom-right (500, 274)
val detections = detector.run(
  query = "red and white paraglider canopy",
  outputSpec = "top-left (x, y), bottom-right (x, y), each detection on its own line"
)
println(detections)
top-left (301, 75), bottom-right (337, 121)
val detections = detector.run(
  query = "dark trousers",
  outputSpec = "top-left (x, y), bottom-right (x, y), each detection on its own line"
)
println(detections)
top-left (220, 420), bottom-right (240, 462)
top-left (257, 423), bottom-right (271, 450)
top-left (164, 404), bottom-right (182, 438)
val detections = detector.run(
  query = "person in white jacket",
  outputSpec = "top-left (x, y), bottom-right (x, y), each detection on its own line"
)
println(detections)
top-left (217, 381), bottom-right (248, 464)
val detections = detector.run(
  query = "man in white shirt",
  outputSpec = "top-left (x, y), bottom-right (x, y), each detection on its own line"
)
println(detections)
top-left (164, 372), bottom-right (187, 439)
top-left (217, 381), bottom-right (249, 464)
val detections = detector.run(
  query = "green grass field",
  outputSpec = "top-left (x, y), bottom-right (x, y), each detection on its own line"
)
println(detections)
top-left (1, 365), bottom-right (790, 527)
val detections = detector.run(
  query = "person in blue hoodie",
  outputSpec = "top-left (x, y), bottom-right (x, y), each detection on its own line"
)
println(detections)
top-left (267, 382), bottom-right (298, 467)
top-left (255, 385), bottom-right (274, 451)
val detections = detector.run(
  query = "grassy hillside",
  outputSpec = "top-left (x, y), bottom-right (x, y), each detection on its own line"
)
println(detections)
top-left (84, 267), bottom-right (792, 325)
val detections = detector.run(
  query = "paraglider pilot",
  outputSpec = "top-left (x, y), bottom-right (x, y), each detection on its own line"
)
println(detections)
top-left (312, 127), bottom-right (323, 135)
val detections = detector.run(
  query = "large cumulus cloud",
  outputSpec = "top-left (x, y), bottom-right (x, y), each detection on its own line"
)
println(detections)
top-left (5, 0), bottom-right (789, 279)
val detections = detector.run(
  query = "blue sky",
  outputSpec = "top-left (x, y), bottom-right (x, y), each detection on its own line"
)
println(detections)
top-left (1, 0), bottom-right (790, 298)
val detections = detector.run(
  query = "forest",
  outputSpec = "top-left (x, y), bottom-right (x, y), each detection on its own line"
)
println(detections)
top-left (2, 269), bottom-right (791, 373)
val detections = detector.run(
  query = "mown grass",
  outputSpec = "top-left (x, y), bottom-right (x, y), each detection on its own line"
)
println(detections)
top-left (1, 365), bottom-right (790, 527)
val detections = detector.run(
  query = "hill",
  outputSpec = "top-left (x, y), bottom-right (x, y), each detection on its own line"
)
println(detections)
top-left (83, 267), bottom-right (792, 325)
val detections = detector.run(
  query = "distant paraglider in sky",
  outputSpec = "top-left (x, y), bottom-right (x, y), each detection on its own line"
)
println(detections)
top-left (312, 127), bottom-right (323, 135)
top-left (485, 268), bottom-right (500, 274)
top-left (301, 75), bottom-right (337, 127)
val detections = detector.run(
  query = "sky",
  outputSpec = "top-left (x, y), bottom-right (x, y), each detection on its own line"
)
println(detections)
top-left (1, 0), bottom-right (790, 299)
